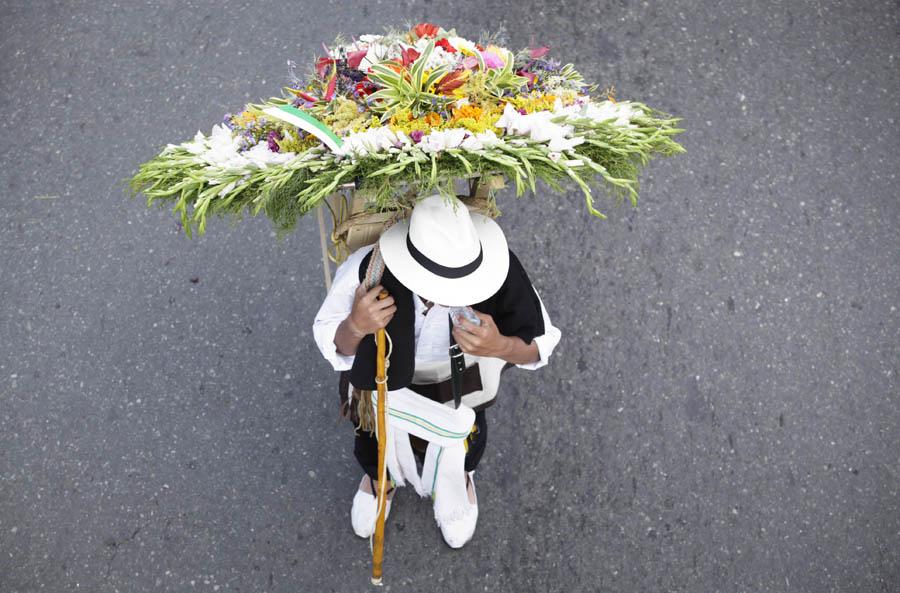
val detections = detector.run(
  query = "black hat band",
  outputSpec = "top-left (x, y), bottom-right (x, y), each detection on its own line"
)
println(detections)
top-left (405, 232), bottom-right (483, 279)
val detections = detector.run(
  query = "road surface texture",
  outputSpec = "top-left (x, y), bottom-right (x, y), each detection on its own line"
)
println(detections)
top-left (1, 1), bottom-right (897, 592)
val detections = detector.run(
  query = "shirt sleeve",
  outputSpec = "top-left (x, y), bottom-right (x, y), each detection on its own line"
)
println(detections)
top-left (311, 244), bottom-right (374, 371)
top-left (514, 285), bottom-right (562, 371)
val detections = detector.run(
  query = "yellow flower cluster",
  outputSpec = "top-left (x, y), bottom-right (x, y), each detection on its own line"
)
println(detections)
top-left (386, 109), bottom-right (443, 135)
top-left (275, 132), bottom-right (321, 154)
top-left (232, 110), bottom-right (260, 127)
top-left (449, 104), bottom-right (502, 134)
top-left (325, 98), bottom-right (377, 134)
top-left (507, 92), bottom-right (559, 114)
top-left (384, 103), bottom-right (503, 136)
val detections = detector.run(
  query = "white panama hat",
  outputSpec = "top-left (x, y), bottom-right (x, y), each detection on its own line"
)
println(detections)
top-left (378, 193), bottom-right (509, 307)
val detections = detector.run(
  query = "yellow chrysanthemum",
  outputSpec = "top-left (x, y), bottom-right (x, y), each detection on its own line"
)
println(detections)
top-left (423, 112), bottom-right (443, 127)
top-left (508, 93), bottom-right (558, 114)
top-left (451, 104), bottom-right (483, 122)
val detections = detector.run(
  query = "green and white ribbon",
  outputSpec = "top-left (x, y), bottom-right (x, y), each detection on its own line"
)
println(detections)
top-left (261, 104), bottom-right (344, 152)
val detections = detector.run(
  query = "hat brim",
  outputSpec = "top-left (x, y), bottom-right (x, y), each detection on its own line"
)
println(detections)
top-left (378, 212), bottom-right (509, 307)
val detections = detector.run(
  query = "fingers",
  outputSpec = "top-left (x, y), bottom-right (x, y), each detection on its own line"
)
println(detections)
top-left (376, 305), bottom-right (397, 326)
top-left (458, 316), bottom-right (486, 337)
top-left (364, 284), bottom-right (384, 302)
top-left (452, 326), bottom-right (480, 352)
top-left (472, 311), bottom-right (494, 330)
top-left (350, 284), bottom-right (397, 333)
top-left (373, 294), bottom-right (395, 310)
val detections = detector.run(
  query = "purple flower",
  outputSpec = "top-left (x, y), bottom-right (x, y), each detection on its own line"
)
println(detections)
top-left (267, 130), bottom-right (283, 152)
top-left (410, 130), bottom-right (424, 143)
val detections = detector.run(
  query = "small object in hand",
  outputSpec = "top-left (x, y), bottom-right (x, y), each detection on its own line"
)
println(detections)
top-left (450, 306), bottom-right (481, 329)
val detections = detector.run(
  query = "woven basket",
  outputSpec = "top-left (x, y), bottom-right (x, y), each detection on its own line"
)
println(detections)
top-left (316, 175), bottom-right (506, 290)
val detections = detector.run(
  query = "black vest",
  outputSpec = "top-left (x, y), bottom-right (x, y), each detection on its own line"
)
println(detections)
top-left (347, 248), bottom-right (545, 391)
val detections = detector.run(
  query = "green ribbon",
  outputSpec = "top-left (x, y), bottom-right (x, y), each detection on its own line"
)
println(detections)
top-left (262, 104), bottom-right (344, 152)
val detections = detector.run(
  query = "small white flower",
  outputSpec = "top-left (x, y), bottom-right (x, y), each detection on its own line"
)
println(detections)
top-left (446, 36), bottom-right (477, 55)
top-left (359, 42), bottom-right (398, 71)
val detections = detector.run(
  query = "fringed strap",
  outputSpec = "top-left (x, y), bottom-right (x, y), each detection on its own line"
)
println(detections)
top-left (355, 211), bottom-right (407, 433)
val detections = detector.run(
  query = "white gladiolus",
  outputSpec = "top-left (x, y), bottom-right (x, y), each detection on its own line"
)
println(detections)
top-left (556, 99), bottom-right (639, 128)
top-left (175, 123), bottom-right (297, 178)
top-left (495, 103), bottom-right (585, 152)
top-left (419, 128), bottom-right (467, 154)
top-left (335, 126), bottom-right (411, 158)
top-left (473, 130), bottom-right (500, 148)
top-left (243, 141), bottom-right (296, 168)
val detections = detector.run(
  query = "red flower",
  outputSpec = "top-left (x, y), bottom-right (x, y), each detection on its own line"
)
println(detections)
top-left (355, 81), bottom-right (375, 96)
top-left (323, 66), bottom-right (337, 101)
top-left (413, 22), bottom-right (440, 38)
top-left (401, 46), bottom-right (421, 67)
top-left (347, 48), bottom-right (368, 70)
top-left (517, 69), bottom-right (537, 86)
top-left (435, 38), bottom-right (457, 53)
top-left (315, 56), bottom-right (335, 79)
top-left (292, 89), bottom-right (319, 103)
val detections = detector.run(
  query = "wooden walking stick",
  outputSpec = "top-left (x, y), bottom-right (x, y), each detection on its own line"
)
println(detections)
top-left (371, 288), bottom-right (390, 586)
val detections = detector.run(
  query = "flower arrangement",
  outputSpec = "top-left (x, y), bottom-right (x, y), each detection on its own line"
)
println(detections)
top-left (128, 23), bottom-right (686, 238)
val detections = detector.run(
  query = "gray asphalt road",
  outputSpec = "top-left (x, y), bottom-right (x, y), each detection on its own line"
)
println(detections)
top-left (1, 1), bottom-right (897, 592)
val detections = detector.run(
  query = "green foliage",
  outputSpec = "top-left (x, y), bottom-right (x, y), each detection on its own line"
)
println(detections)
top-left (127, 105), bottom-right (686, 240)
top-left (478, 48), bottom-right (530, 97)
top-left (365, 39), bottom-right (455, 121)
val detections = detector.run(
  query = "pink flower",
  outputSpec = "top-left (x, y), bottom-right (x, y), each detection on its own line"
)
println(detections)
top-left (480, 50), bottom-right (505, 69)
top-left (461, 56), bottom-right (479, 70)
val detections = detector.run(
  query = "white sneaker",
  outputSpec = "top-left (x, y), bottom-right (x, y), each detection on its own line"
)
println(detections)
top-left (435, 471), bottom-right (478, 548)
top-left (350, 474), bottom-right (394, 538)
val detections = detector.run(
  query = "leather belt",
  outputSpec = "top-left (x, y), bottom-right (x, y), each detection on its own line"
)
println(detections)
top-left (407, 362), bottom-right (483, 405)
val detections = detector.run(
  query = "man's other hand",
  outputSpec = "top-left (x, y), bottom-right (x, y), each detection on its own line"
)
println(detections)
top-left (451, 311), bottom-right (510, 358)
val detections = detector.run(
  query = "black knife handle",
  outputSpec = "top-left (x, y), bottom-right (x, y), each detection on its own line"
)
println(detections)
top-left (449, 343), bottom-right (466, 409)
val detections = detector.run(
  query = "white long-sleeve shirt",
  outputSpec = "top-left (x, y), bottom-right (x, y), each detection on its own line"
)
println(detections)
top-left (312, 244), bottom-right (561, 372)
